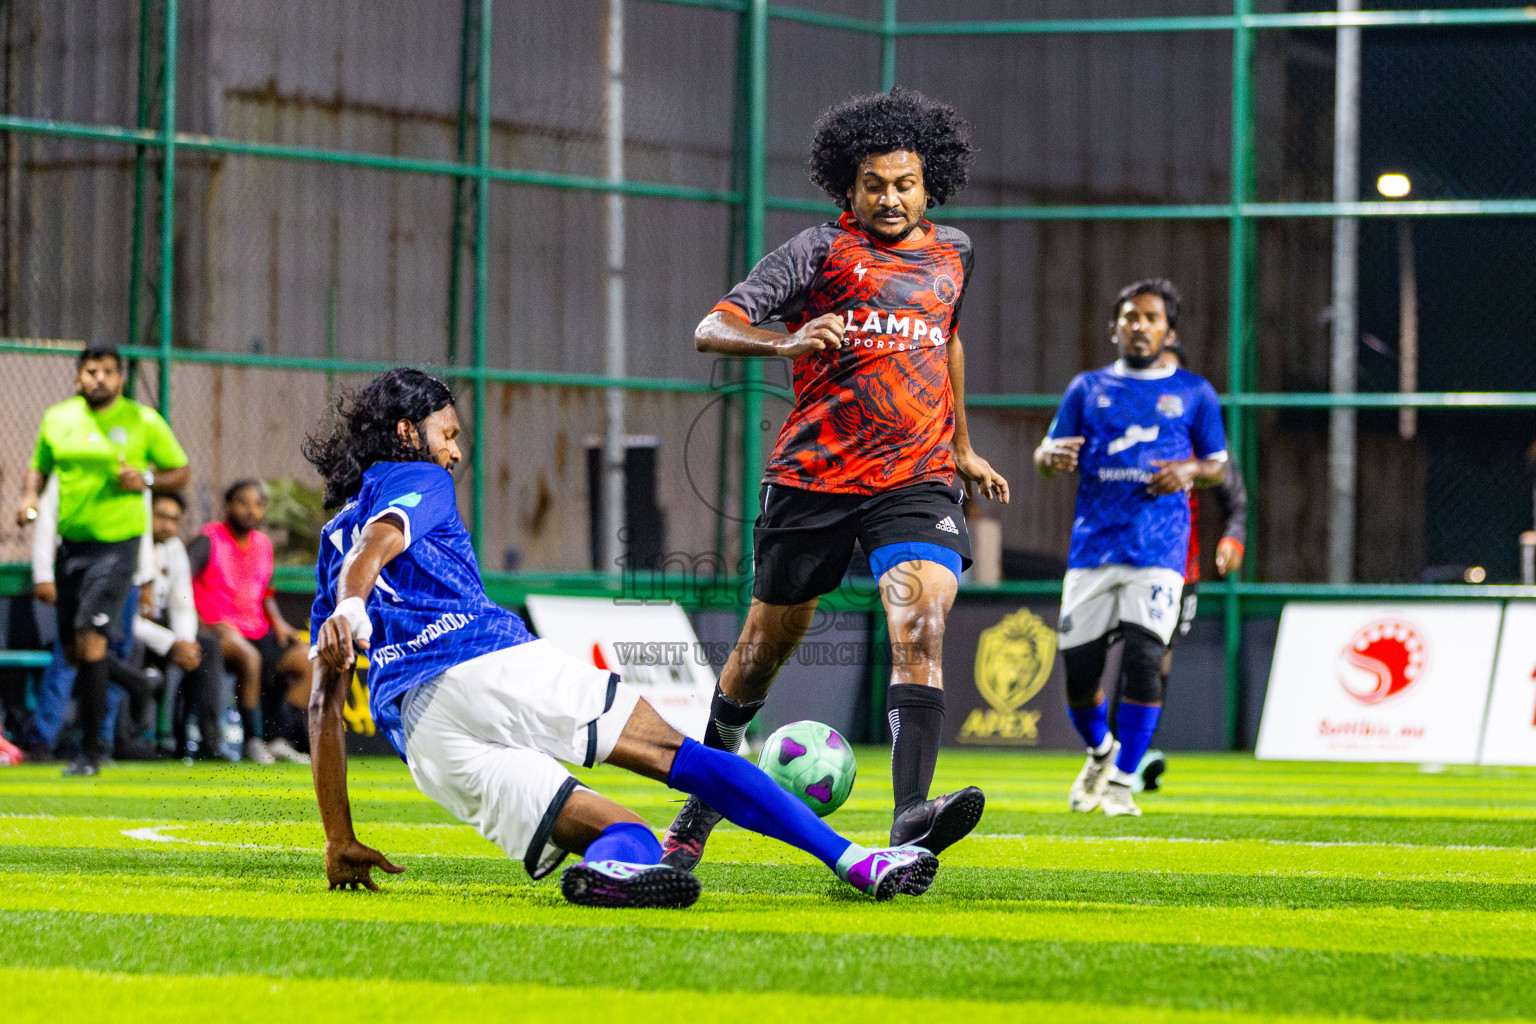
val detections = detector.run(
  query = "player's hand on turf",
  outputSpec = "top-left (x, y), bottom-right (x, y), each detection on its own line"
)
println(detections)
top-left (317, 613), bottom-right (366, 674)
top-left (1036, 436), bottom-right (1083, 476)
top-left (779, 313), bottom-right (845, 358)
top-left (957, 448), bottom-right (1010, 503)
top-left (33, 581), bottom-right (56, 605)
top-left (117, 456), bottom-right (147, 494)
top-left (1216, 537), bottom-right (1245, 577)
top-left (325, 838), bottom-right (403, 891)
top-left (1147, 458), bottom-right (1198, 496)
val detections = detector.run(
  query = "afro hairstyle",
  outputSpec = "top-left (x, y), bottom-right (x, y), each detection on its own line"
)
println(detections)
top-left (807, 87), bottom-right (974, 210)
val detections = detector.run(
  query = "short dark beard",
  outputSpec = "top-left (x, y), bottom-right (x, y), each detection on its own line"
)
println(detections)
top-left (82, 389), bottom-right (118, 410)
top-left (1121, 350), bottom-right (1160, 370)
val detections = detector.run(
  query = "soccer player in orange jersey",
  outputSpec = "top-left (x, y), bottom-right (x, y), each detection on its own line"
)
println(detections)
top-left (663, 89), bottom-right (1009, 870)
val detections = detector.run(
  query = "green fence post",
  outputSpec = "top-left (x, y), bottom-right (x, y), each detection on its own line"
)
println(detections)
top-left (881, 0), bottom-right (897, 92)
top-left (127, 0), bottom-right (154, 358)
top-left (447, 0), bottom-right (479, 366)
top-left (738, 0), bottom-right (767, 581)
top-left (1223, 0), bottom-right (1255, 749)
top-left (156, 0), bottom-right (177, 417)
top-left (471, 0), bottom-right (493, 565)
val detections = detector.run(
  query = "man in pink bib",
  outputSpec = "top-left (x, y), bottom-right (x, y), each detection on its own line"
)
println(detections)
top-left (191, 480), bottom-right (307, 764)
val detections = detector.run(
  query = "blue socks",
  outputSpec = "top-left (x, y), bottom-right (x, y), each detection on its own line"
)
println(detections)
top-left (667, 737), bottom-right (854, 869)
top-left (584, 821), bottom-right (662, 865)
top-left (1114, 701), bottom-right (1162, 777)
top-left (1067, 701), bottom-right (1110, 752)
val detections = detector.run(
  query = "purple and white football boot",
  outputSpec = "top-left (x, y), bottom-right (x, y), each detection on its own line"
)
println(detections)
top-left (560, 860), bottom-right (702, 909)
top-left (835, 845), bottom-right (939, 901)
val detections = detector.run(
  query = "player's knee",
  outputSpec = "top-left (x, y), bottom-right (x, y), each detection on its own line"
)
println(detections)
top-left (885, 594), bottom-right (946, 660)
top-left (1061, 634), bottom-right (1109, 708)
top-left (1121, 624), bottom-right (1167, 705)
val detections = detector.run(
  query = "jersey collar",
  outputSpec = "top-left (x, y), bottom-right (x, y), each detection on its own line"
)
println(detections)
top-left (837, 211), bottom-right (934, 250)
top-left (1110, 359), bottom-right (1177, 381)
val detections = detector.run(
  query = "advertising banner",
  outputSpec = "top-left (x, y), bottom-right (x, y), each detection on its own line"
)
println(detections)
top-left (941, 600), bottom-right (1082, 750)
top-left (525, 595), bottom-right (715, 740)
top-left (1256, 603), bottom-right (1502, 763)
top-left (1477, 602), bottom-right (1536, 766)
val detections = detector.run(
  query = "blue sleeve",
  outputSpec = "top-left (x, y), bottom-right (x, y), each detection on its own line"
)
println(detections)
top-left (1048, 376), bottom-right (1087, 438)
top-left (309, 546), bottom-right (337, 642)
top-left (365, 463), bottom-right (460, 550)
top-left (1189, 379), bottom-right (1228, 459)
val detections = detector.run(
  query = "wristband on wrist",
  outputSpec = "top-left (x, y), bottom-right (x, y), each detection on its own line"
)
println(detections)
top-left (333, 596), bottom-right (373, 643)
top-left (142, 469), bottom-right (155, 488)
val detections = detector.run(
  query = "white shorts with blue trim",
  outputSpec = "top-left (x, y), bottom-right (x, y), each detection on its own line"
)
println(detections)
top-left (401, 639), bottom-right (641, 879)
top-left (1057, 564), bottom-right (1186, 648)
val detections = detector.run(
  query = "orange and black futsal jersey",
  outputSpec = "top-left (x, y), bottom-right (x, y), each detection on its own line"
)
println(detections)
top-left (713, 212), bottom-right (972, 495)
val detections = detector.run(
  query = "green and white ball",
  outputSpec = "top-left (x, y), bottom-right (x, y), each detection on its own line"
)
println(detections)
top-left (757, 720), bottom-right (857, 817)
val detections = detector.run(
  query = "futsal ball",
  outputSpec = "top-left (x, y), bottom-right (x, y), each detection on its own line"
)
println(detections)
top-left (757, 720), bottom-right (856, 817)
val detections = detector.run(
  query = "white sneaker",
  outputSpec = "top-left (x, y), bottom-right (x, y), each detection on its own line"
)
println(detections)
top-left (266, 737), bottom-right (311, 765)
top-left (1100, 780), bottom-right (1142, 817)
top-left (243, 737), bottom-right (276, 765)
top-left (1068, 739), bottom-right (1119, 812)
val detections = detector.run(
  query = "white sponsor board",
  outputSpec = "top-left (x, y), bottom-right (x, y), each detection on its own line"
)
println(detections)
top-left (1477, 602), bottom-right (1536, 766)
top-left (1257, 602), bottom-right (1502, 763)
top-left (524, 595), bottom-right (714, 740)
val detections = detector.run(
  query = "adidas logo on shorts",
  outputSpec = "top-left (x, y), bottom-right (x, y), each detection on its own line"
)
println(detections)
top-left (935, 516), bottom-right (959, 535)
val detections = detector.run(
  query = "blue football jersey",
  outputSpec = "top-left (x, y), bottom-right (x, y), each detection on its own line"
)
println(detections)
top-left (310, 461), bottom-right (535, 759)
top-left (1048, 361), bottom-right (1228, 573)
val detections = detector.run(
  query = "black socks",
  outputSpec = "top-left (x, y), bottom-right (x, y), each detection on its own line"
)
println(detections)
top-left (702, 685), bottom-right (765, 754)
top-left (887, 683), bottom-right (946, 816)
top-left (74, 658), bottom-right (110, 761)
top-left (240, 706), bottom-right (264, 744)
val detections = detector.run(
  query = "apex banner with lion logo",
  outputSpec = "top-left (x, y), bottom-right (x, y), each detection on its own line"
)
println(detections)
top-left (1256, 603), bottom-right (1502, 763)
top-left (941, 601), bottom-right (1082, 749)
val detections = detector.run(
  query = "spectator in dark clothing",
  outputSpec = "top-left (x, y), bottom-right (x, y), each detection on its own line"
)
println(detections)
top-left (136, 492), bottom-right (228, 759)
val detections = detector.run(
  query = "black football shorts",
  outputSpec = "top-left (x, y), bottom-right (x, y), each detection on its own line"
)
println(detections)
top-left (54, 537), bottom-right (139, 650)
top-left (751, 480), bottom-right (972, 606)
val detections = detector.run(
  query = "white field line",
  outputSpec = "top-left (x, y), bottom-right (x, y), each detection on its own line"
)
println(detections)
top-left (0, 812), bottom-right (460, 828)
top-left (120, 825), bottom-right (303, 853)
top-left (972, 833), bottom-right (1535, 852)
top-left (115, 824), bottom-right (461, 857)
top-left (2, 816), bottom-right (1517, 857)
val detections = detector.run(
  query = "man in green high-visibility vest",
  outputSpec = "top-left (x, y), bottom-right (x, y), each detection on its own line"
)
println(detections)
top-left (14, 343), bottom-right (191, 776)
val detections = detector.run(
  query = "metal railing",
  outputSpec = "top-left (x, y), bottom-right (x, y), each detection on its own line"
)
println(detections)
top-left (2, 2), bottom-right (1533, 747)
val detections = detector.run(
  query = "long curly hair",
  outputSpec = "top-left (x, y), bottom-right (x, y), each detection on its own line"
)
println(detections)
top-left (302, 369), bottom-right (455, 508)
top-left (808, 87), bottom-right (974, 210)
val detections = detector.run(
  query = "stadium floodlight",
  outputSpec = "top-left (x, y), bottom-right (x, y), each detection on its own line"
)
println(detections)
top-left (1377, 173), bottom-right (1412, 198)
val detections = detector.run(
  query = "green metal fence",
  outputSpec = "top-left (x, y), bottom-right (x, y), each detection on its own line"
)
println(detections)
top-left (2, 2), bottom-right (1534, 747)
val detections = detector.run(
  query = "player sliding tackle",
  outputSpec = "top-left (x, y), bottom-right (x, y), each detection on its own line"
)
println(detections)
top-left (303, 369), bottom-right (937, 908)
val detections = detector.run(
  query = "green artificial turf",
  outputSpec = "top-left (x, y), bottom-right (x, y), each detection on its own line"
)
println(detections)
top-left (2, 750), bottom-right (1534, 1022)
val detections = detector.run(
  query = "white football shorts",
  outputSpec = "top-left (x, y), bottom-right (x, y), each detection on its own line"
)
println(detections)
top-left (1057, 564), bottom-right (1186, 648)
top-left (401, 639), bottom-right (642, 879)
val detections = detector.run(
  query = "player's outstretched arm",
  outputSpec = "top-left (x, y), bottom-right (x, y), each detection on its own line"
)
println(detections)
top-left (309, 517), bottom-right (407, 891)
top-left (947, 334), bottom-right (1009, 503)
top-left (694, 310), bottom-right (845, 359)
